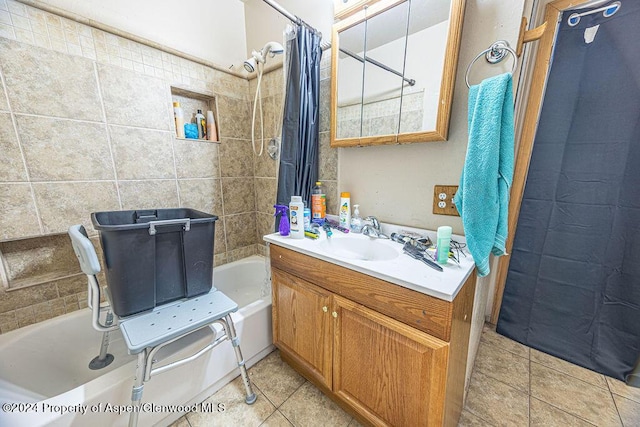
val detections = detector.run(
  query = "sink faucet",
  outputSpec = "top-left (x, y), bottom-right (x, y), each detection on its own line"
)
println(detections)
top-left (362, 216), bottom-right (389, 239)
top-left (365, 216), bottom-right (381, 231)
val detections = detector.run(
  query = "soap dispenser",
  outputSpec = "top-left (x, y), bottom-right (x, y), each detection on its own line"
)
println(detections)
top-left (350, 204), bottom-right (363, 233)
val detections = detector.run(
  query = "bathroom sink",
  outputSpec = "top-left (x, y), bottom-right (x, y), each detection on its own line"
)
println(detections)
top-left (319, 237), bottom-right (399, 262)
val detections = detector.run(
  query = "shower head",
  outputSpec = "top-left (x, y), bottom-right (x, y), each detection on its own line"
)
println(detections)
top-left (243, 41), bottom-right (284, 73)
top-left (243, 57), bottom-right (257, 73)
top-left (262, 41), bottom-right (284, 58)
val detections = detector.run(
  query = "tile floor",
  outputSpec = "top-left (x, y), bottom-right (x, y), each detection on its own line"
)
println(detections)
top-left (170, 324), bottom-right (640, 427)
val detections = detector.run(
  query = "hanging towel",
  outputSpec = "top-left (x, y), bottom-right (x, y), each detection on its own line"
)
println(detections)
top-left (454, 72), bottom-right (514, 277)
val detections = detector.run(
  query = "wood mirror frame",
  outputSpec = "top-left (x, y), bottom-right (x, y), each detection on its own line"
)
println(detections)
top-left (330, 0), bottom-right (466, 148)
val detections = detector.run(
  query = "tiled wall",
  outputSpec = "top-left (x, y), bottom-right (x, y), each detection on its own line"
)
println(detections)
top-left (337, 91), bottom-right (424, 138)
top-left (0, 1), bottom-right (262, 333)
top-left (0, 1), bottom-right (338, 334)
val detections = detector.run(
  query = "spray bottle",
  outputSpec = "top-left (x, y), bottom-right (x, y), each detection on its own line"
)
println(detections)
top-left (274, 205), bottom-right (290, 236)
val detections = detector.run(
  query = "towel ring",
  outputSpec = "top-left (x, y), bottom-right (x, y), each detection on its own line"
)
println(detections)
top-left (465, 40), bottom-right (517, 88)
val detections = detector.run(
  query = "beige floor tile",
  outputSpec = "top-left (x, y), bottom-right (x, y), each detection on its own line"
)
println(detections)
top-left (260, 409), bottom-right (294, 427)
top-left (531, 362), bottom-right (621, 426)
top-left (457, 409), bottom-right (494, 426)
top-left (481, 324), bottom-right (529, 359)
top-left (531, 349), bottom-right (608, 389)
top-left (613, 394), bottom-right (640, 426)
top-left (530, 397), bottom-right (595, 426)
top-left (473, 341), bottom-right (529, 392)
top-left (249, 350), bottom-right (306, 407)
top-left (279, 382), bottom-right (351, 427)
top-left (608, 377), bottom-right (640, 404)
top-left (347, 417), bottom-right (364, 426)
top-left (186, 376), bottom-right (275, 427)
top-left (464, 370), bottom-right (529, 427)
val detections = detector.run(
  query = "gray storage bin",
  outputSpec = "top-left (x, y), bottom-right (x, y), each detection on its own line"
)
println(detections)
top-left (91, 208), bottom-right (218, 317)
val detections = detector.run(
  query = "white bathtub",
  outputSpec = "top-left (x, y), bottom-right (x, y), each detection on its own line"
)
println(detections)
top-left (0, 255), bottom-right (273, 427)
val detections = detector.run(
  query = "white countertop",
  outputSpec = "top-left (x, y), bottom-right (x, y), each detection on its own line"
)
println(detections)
top-left (263, 223), bottom-right (475, 302)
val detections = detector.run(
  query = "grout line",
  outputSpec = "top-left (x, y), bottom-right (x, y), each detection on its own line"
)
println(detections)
top-left (0, 64), bottom-right (44, 234)
top-left (93, 61), bottom-right (122, 209)
top-left (11, 110), bottom-right (176, 134)
top-left (4, 178), bottom-right (178, 185)
top-left (529, 356), bottom-right (532, 425)
top-left (529, 396), bottom-right (598, 426)
top-left (458, 372), bottom-right (498, 426)
top-left (473, 364), bottom-right (529, 398)
top-left (277, 409), bottom-right (296, 427)
top-left (607, 380), bottom-right (626, 426)
top-left (167, 87), bottom-right (182, 208)
top-left (479, 334), bottom-right (530, 359)
top-left (529, 359), bottom-right (609, 391)
top-left (216, 140), bottom-right (229, 255)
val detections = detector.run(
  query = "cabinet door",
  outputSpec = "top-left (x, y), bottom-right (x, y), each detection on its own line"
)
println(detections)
top-left (333, 295), bottom-right (449, 426)
top-left (272, 268), bottom-right (333, 388)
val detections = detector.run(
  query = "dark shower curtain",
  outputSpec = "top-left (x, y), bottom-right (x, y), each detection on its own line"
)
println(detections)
top-left (276, 24), bottom-right (322, 210)
top-left (497, 2), bottom-right (640, 381)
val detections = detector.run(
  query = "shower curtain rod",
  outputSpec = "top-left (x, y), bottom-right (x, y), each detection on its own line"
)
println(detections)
top-left (260, 0), bottom-right (414, 85)
top-left (262, 0), bottom-right (319, 36)
top-left (339, 47), bottom-right (415, 86)
top-left (262, 0), bottom-right (331, 50)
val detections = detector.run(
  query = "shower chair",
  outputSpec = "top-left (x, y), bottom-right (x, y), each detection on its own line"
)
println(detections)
top-left (68, 225), bottom-right (256, 427)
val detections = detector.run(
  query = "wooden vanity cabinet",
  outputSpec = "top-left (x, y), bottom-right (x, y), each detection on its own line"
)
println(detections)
top-left (270, 245), bottom-right (476, 427)
top-left (271, 268), bottom-right (333, 389)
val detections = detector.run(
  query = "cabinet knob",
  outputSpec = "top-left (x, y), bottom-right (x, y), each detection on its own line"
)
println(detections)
top-left (322, 306), bottom-right (328, 313)
top-left (332, 311), bottom-right (338, 318)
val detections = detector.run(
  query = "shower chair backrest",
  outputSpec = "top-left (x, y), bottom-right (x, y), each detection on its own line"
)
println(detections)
top-left (68, 224), bottom-right (101, 276)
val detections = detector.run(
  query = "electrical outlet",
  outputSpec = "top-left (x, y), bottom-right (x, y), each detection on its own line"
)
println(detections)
top-left (433, 185), bottom-right (459, 216)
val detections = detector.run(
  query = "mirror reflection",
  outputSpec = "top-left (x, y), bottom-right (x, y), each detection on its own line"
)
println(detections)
top-left (336, 20), bottom-right (366, 139)
top-left (331, 0), bottom-right (462, 147)
top-left (400, 0), bottom-right (452, 134)
top-left (361, 0), bottom-right (409, 138)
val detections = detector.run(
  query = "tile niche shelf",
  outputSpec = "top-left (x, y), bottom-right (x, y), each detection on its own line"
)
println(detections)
top-left (171, 86), bottom-right (220, 143)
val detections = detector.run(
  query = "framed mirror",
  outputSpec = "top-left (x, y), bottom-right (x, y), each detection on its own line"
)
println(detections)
top-left (330, 0), bottom-right (466, 147)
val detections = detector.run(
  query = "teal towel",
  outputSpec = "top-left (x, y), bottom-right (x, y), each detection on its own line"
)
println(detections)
top-left (454, 73), bottom-right (514, 277)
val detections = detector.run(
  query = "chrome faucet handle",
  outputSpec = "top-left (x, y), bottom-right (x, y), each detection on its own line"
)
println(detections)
top-left (362, 224), bottom-right (390, 239)
top-left (364, 216), bottom-right (380, 231)
top-left (361, 224), bottom-right (375, 237)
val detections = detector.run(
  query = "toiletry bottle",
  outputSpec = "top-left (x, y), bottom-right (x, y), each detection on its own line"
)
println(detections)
top-left (339, 192), bottom-right (351, 229)
top-left (437, 226), bottom-right (452, 264)
top-left (195, 109), bottom-right (206, 139)
top-left (350, 204), bottom-right (363, 233)
top-left (311, 181), bottom-right (326, 223)
top-left (173, 102), bottom-right (185, 138)
top-left (289, 196), bottom-right (305, 239)
top-left (304, 207), bottom-right (311, 231)
top-left (206, 110), bottom-right (218, 141)
top-left (274, 205), bottom-right (289, 236)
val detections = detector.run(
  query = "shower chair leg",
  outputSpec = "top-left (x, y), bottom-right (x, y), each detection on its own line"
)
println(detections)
top-left (128, 350), bottom-right (147, 427)
top-left (222, 314), bottom-right (257, 404)
top-left (89, 310), bottom-right (115, 370)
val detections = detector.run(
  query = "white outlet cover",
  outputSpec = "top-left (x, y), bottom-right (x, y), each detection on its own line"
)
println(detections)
top-left (438, 201), bottom-right (446, 208)
top-left (439, 193), bottom-right (447, 200)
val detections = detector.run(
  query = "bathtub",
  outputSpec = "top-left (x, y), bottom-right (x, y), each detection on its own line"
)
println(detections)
top-left (0, 255), bottom-right (273, 427)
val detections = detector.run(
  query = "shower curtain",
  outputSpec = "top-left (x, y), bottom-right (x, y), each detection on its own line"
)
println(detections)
top-left (276, 23), bottom-right (322, 210)
top-left (497, 2), bottom-right (640, 381)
